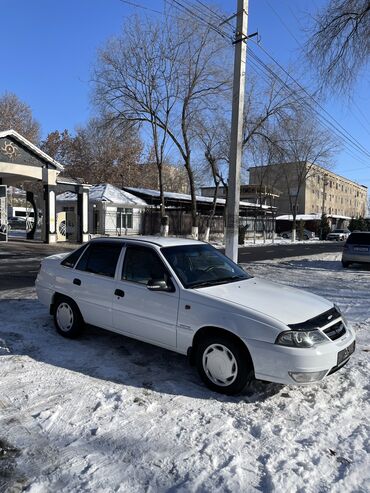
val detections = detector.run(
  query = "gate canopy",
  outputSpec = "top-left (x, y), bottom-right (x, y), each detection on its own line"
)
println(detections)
top-left (0, 129), bottom-right (89, 243)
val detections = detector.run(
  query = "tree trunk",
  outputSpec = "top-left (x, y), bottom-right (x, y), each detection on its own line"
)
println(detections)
top-left (204, 181), bottom-right (220, 242)
top-left (183, 156), bottom-right (198, 239)
top-left (291, 217), bottom-right (297, 242)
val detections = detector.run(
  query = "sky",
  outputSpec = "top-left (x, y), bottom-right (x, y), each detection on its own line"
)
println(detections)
top-left (1, 0), bottom-right (369, 189)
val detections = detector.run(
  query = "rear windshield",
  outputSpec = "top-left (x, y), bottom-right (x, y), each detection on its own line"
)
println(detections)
top-left (347, 233), bottom-right (370, 245)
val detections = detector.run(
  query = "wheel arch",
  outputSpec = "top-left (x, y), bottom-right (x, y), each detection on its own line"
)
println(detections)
top-left (50, 291), bottom-right (81, 317)
top-left (188, 325), bottom-right (253, 367)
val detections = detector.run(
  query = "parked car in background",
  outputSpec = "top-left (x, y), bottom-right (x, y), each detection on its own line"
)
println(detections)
top-left (36, 237), bottom-right (355, 395)
top-left (7, 216), bottom-right (27, 230)
top-left (342, 232), bottom-right (370, 268)
top-left (280, 229), bottom-right (315, 240)
top-left (327, 229), bottom-right (351, 241)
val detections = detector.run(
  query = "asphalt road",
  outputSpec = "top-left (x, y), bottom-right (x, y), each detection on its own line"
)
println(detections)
top-left (235, 241), bottom-right (344, 263)
top-left (0, 239), bottom-right (344, 292)
top-left (0, 240), bottom-right (75, 291)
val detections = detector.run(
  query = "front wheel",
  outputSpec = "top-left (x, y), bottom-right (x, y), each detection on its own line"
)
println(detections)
top-left (54, 296), bottom-right (84, 338)
top-left (196, 335), bottom-right (254, 395)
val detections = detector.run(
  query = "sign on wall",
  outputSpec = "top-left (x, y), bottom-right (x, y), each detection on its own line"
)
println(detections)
top-left (56, 212), bottom-right (67, 242)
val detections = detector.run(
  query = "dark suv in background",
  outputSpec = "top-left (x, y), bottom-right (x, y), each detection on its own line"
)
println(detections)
top-left (342, 232), bottom-right (370, 268)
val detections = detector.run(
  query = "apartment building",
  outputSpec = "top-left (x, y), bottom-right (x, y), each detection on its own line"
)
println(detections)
top-left (248, 162), bottom-right (368, 219)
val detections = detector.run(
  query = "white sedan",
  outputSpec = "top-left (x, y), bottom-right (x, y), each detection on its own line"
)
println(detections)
top-left (36, 237), bottom-right (356, 395)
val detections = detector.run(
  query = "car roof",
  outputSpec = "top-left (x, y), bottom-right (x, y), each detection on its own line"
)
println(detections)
top-left (89, 235), bottom-right (205, 247)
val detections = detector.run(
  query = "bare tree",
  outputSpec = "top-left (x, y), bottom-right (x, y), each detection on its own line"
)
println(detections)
top-left (306, 0), bottom-right (370, 93)
top-left (42, 118), bottom-right (144, 185)
top-left (195, 114), bottom-right (228, 241)
top-left (0, 92), bottom-right (40, 143)
top-left (94, 14), bottom-right (230, 238)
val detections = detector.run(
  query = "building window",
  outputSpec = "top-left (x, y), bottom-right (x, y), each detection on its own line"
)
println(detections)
top-left (116, 208), bottom-right (133, 231)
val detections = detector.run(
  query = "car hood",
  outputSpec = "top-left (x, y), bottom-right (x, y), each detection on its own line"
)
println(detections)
top-left (196, 277), bottom-right (333, 326)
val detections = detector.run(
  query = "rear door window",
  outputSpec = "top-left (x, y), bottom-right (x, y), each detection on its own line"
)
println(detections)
top-left (61, 245), bottom-right (87, 268)
top-left (347, 233), bottom-right (370, 245)
top-left (76, 242), bottom-right (122, 277)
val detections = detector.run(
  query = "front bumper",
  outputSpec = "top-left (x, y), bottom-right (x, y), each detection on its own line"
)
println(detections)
top-left (244, 324), bottom-right (356, 385)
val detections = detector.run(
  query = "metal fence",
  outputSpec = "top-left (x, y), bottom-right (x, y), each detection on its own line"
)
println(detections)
top-left (90, 207), bottom-right (275, 240)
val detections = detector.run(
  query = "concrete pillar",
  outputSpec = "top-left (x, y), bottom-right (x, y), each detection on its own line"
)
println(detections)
top-left (43, 184), bottom-right (57, 243)
top-left (77, 185), bottom-right (89, 243)
top-left (26, 191), bottom-right (37, 240)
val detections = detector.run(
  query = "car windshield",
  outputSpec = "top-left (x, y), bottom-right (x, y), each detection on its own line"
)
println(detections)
top-left (333, 230), bottom-right (344, 233)
top-left (161, 244), bottom-right (252, 288)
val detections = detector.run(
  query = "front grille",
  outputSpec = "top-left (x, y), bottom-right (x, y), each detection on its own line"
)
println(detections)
top-left (288, 306), bottom-right (341, 331)
top-left (324, 321), bottom-right (346, 341)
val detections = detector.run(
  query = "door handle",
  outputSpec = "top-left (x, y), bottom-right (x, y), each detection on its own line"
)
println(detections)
top-left (114, 288), bottom-right (125, 298)
top-left (73, 278), bottom-right (81, 286)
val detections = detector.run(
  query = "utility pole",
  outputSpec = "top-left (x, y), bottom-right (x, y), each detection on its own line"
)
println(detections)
top-left (225, 0), bottom-right (249, 262)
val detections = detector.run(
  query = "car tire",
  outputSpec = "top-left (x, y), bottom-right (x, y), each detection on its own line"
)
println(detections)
top-left (195, 335), bottom-right (254, 395)
top-left (282, 234), bottom-right (288, 239)
top-left (53, 296), bottom-right (84, 338)
top-left (342, 261), bottom-right (350, 268)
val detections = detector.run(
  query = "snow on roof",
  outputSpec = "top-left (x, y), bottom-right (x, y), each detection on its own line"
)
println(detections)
top-left (125, 187), bottom-right (272, 210)
top-left (276, 213), bottom-right (352, 221)
top-left (276, 213), bottom-right (322, 221)
top-left (57, 183), bottom-right (148, 206)
top-left (0, 129), bottom-right (64, 171)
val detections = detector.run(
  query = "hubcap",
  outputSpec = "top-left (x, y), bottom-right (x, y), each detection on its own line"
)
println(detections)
top-left (202, 344), bottom-right (238, 387)
top-left (56, 302), bottom-right (74, 332)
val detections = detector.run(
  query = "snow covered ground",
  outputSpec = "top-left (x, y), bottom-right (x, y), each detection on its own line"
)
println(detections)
top-left (0, 253), bottom-right (369, 492)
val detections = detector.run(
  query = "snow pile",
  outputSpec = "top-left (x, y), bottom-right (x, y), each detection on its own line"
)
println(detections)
top-left (0, 253), bottom-right (369, 491)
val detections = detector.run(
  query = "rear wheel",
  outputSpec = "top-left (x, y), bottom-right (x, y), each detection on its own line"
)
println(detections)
top-left (53, 296), bottom-right (84, 338)
top-left (196, 335), bottom-right (254, 395)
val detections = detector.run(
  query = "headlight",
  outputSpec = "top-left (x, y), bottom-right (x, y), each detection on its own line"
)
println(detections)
top-left (334, 303), bottom-right (349, 326)
top-left (275, 329), bottom-right (327, 348)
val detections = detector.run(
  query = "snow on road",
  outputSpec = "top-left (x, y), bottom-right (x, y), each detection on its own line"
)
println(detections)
top-left (0, 253), bottom-right (369, 492)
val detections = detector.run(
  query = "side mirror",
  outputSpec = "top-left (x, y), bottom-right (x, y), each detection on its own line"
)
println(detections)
top-left (147, 279), bottom-right (174, 292)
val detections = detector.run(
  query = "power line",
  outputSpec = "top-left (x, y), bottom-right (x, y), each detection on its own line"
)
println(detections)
top-left (183, 1), bottom-right (370, 166)
top-left (189, 0), bottom-right (370, 164)
top-left (249, 41), bottom-right (370, 160)
top-left (264, 0), bottom-right (302, 47)
top-left (119, 0), bottom-right (166, 16)
top-left (120, 0), bottom-right (370, 171)
top-left (167, 0), bottom-right (231, 39)
top-left (248, 49), bottom-right (370, 167)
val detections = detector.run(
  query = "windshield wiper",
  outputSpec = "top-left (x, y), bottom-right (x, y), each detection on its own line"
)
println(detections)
top-left (189, 275), bottom-right (248, 289)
